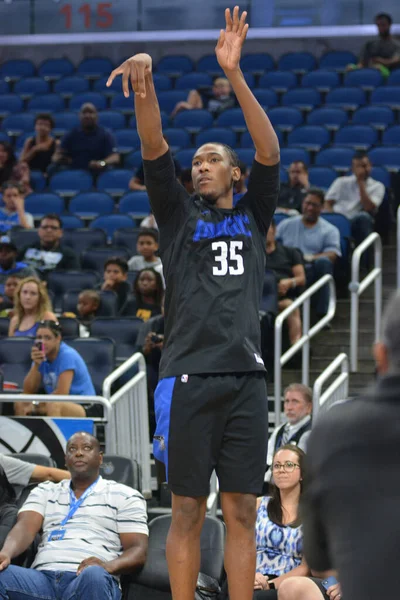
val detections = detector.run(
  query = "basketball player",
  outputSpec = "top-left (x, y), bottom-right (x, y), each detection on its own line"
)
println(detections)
top-left (107, 7), bottom-right (280, 600)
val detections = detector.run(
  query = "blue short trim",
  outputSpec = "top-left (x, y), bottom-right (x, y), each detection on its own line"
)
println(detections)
top-left (153, 376), bottom-right (176, 478)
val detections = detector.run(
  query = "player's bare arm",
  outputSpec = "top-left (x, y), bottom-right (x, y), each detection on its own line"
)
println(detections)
top-left (107, 54), bottom-right (168, 161)
top-left (216, 6), bottom-right (280, 166)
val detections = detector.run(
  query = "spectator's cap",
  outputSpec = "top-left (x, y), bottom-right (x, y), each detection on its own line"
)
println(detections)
top-left (0, 236), bottom-right (17, 252)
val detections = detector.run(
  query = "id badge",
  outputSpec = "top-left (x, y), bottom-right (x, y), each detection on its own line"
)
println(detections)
top-left (48, 529), bottom-right (65, 542)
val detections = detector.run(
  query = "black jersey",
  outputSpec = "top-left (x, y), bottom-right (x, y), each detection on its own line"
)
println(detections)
top-left (143, 150), bottom-right (279, 379)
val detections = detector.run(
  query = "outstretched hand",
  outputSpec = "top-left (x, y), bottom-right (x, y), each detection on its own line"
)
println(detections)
top-left (107, 53), bottom-right (152, 98)
top-left (215, 6), bottom-right (249, 72)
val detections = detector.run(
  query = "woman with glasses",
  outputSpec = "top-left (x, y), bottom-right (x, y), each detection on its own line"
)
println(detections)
top-left (8, 277), bottom-right (56, 338)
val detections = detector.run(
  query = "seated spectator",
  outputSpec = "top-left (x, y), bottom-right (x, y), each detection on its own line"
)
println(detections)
top-left (266, 220), bottom-right (306, 346)
top-left (0, 431), bottom-right (148, 600)
top-left (180, 167), bottom-right (194, 194)
top-left (122, 268), bottom-right (164, 321)
top-left (324, 152), bottom-right (385, 247)
top-left (349, 13), bottom-right (400, 74)
top-left (277, 190), bottom-right (341, 319)
top-left (279, 574), bottom-right (340, 600)
top-left (128, 229), bottom-right (163, 275)
top-left (8, 276), bottom-right (56, 338)
top-left (233, 161), bottom-right (249, 204)
top-left (0, 237), bottom-right (37, 286)
top-left (51, 103), bottom-right (119, 172)
top-left (253, 446), bottom-right (309, 598)
top-left (0, 453), bottom-right (70, 489)
top-left (266, 384), bottom-right (312, 482)
top-left (96, 257), bottom-right (130, 313)
top-left (18, 320), bottom-right (94, 417)
top-left (63, 290), bottom-right (101, 336)
top-left (0, 143), bottom-right (16, 188)
top-left (0, 183), bottom-right (34, 232)
top-left (129, 151), bottom-right (181, 192)
top-left (278, 162), bottom-right (310, 215)
top-left (171, 77), bottom-right (235, 117)
top-left (11, 161), bottom-right (32, 196)
top-left (19, 214), bottom-right (79, 279)
top-left (20, 113), bottom-right (57, 174)
top-left (0, 274), bottom-right (20, 316)
top-left (0, 465), bottom-right (17, 549)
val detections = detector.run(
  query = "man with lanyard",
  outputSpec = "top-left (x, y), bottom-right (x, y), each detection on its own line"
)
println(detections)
top-left (0, 432), bottom-right (148, 600)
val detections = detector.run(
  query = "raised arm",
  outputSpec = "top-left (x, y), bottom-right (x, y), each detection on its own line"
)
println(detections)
top-left (215, 7), bottom-right (280, 166)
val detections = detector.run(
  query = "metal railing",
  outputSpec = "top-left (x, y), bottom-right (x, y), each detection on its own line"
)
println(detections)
top-left (103, 353), bottom-right (151, 499)
top-left (312, 353), bottom-right (349, 420)
top-left (349, 232), bottom-right (382, 372)
top-left (0, 394), bottom-right (111, 419)
top-left (274, 274), bottom-right (336, 427)
top-left (397, 206), bottom-right (400, 290)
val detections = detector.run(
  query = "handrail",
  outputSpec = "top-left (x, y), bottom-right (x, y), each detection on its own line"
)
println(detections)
top-left (102, 352), bottom-right (146, 398)
top-left (0, 394), bottom-right (111, 421)
top-left (349, 232), bottom-right (382, 372)
top-left (397, 206), bottom-right (400, 289)
top-left (312, 353), bottom-right (349, 420)
top-left (274, 274), bottom-right (336, 427)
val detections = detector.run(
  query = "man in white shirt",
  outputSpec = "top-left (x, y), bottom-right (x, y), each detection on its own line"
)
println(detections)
top-left (265, 383), bottom-right (312, 481)
top-left (325, 152), bottom-right (385, 247)
top-left (0, 432), bottom-right (148, 600)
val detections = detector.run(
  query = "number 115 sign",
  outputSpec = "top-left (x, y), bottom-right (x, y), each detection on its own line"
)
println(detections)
top-left (59, 2), bottom-right (113, 29)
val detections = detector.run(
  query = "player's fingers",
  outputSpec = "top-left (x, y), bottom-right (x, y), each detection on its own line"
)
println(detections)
top-left (232, 5), bottom-right (239, 31)
top-left (122, 65), bottom-right (130, 98)
top-left (238, 10), bottom-right (247, 35)
top-left (225, 8), bottom-right (232, 31)
top-left (130, 62), bottom-right (139, 95)
top-left (216, 29), bottom-right (225, 49)
top-left (240, 23), bottom-right (249, 43)
top-left (136, 63), bottom-right (147, 98)
top-left (106, 67), bottom-right (120, 87)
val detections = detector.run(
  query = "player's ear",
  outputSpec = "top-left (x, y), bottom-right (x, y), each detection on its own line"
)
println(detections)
top-left (232, 166), bottom-right (241, 182)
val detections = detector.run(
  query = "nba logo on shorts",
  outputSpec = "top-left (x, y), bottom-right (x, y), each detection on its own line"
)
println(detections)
top-left (181, 374), bottom-right (189, 383)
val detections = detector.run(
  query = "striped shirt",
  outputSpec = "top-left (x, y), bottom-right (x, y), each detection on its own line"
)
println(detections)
top-left (19, 476), bottom-right (148, 572)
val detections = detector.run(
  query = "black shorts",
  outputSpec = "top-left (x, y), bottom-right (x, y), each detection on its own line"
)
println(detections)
top-left (153, 372), bottom-right (268, 497)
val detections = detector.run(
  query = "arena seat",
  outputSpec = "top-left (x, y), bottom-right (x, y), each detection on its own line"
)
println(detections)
top-left (100, 455), bottom-right (142, 491)
top-left (11, 453), bottom-right (57, 467)
top-left (28, 94), bottom-right (65, 113)
top-left (369, 147), bottom-right (400, 171)
top-left (57, 316), bottom-right (80, 339)
top-left (69, 192), bottom-right (114, 218)
top-left (0, 95), bottom-right (23, 116)
top-left (258, 71), bottom-right (297, 93)
top-left (173, 109), bottom-right (213, 132)
top-left (24, 193), bottom-right (65, 217)
top-left (112, 228), bottom-right (142, 255)
top-left (280, 148), bottom-right (310, 169)
top-left (235, 148), bottom-right (255, 167)
top-left (124, 151), bottom-right (143, 170)
top-left (62, 228), bottom-right (107, 254)
top-left (253, 89), bottom-right (278, 108)
top-left (0, 81), bottom-right (9, 95)
top-left (60, 216), bottom-right (85, 230)
top-left (152, 74), bottom-right (173, 92)
top-left (344, 68), bottom-right (383, 90)
top-left (10, 228), bottom-right (39, 249)
top-left (282, 88), bottom-right (321, 111)
top-left (260, 271), bottom-right (278, 315)
top-left (110, 95), bottom-right (135, 115)
top-left (161, 128), bottom-right (191, 151)
top-left (334, 125), bottom-right (378, 150)
top-left (280, 168), bottom-right (288, 184)
top-left (156, 55), bottom-right (194, 75)
top-left (195, 127), bottom-right (236, 148)
top-left (63, 290), bottom-right (118, 317)
top-left (80, 246), bottom-right (129, 273)
top-left (308, 167), bottom-right (337, 190)
top-left (241, 53), bottom-right (275, 73)
top-left (319, 51), bottom-right (358, 71)
top-left (278, 52), bottom-right (317, 73)
top-left (0, 59), bottom-right (35, 79)
top-left (2, 113), bottom-right (35, 135)
top-left (322, 213), bottom-right (352, 259)
top-left (47, 270), bottom-right (100, 307)
top-left (77, 57), bottom-right (114, 78)
top-left (175, 72), bottom-right (212, 90)
top-left (287, 125), bottom-right (330, 151)
top-left (54, 76), bottom-right (90, 96)
top-left (119, 192), bottom-right (151, 219)
top-left (382, 125), bottom-right (400, 146)
top-left (66, 337), bottom-right (116, 395)
top-left (157, 90), bottom-right (190, 114)
top-left (301, 70), bottom-right (340, 91)
top-left (268, 107), bottom-right (303, 131)
top-left (97, 170), bottom-right (132, 195)
top-left (69, 92), bottom-right (107, 111)
top-left (38, 58), bottom-right (74, 79)
top-left (311, 108), bottom-right (348, 132)
top-left (371, 86), bottom-right (400, 110)
top-left (325, 87), bottom-right (367, 111)
top-left (370, 166), bottom-right (391, 188)
top-left (243, 72), bottom-right (256, 88)
top-left (90, 317), bottom-right (144, 362)
top-left (14, 78), bottom-right (50, 97)
top-left (352, 105), bottom-right (395, 130)
top-left (0, 317), bottom-right (10, 338)
top-left (98, 111), bottom-right (126, 130)
top-left (90, 215), bottom-right (136, 240)
top-left (0, 337), bottom-right (33, 388)
top-left (49, 170), bottom-right (93, 195)
top-left (53, 112), bottom-right (80, 135)
top-left (315, 147), bottom-right (354, 171)
top-left (94, 76), bottom-right (124, 95)
top-left (196, 54), bottom-right (222, 75)
top-left (388, 70), bottom-right (400, 85)
top-left (30, 171), bottom-right (46, 192)
top-left (15, 130), bottom-right (34, 152)
top-left (114, 129), bottom-right (141, 154)
top-left (0, 132), bottom-right (9, 145)
top-left (216, 108), bottom-right (246, 131)
top-left (174, 149), bottom-right (195, 169)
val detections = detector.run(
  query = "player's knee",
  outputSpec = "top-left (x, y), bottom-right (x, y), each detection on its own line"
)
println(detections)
top-left (222, 493), bottom-right (257, 531)
top-left (171, 496), bottom-right (205, 532)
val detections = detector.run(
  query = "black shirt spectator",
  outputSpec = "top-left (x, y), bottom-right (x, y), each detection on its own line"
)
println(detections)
top-left (20, 114), bottom-right (56, 173)
top-left (266, 242), bottom-right (303, 284)
top-left (121, 268), bottom-right (164, 322)
top-left (278, 161), bottom-right (310, 214)
top-left (359, 13), bottom-right (400, 71)
top-left (95, 257), bottom-right (130, 312)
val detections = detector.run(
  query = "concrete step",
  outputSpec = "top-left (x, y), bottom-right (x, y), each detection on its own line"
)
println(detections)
top-left (310, 343), bottom-right (373, 361)
top-left (311, 356), bottom-right (374, 373)
top-left (312, 329), bottom-right (374, 345)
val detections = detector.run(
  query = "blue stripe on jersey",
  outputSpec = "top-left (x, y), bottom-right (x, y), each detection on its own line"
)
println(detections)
top-left (193, 213), bottom-right (252, 242)
top-left (153, 377), bottom-right (176, 478)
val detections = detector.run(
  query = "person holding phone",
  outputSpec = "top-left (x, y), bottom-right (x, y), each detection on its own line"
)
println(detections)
top-left (16, 320), bottom-right (94, 417)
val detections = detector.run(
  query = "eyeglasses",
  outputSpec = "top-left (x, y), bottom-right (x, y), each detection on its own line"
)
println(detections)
top-left (272, 461), bottom-right (300, 473)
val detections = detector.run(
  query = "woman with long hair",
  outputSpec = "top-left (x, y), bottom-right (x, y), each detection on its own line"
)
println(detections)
top-left (122, 267), bottom-right (164, 321)
top-left (8, 277), bottom-right (56, 337)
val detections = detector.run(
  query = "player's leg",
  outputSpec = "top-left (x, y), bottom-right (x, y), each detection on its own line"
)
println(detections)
top-left (217, 373), bottom-right (268, 600)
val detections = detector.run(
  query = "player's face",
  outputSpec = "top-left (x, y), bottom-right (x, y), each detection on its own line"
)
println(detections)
top-left (284, 390), bottom-right (312, 424)
top-left (272, 449), bottom-right (302, 491)
top-left (137, 270), bottom-right (157, 295)
top-left (36, 327), bottom-right (60, 357)
top-left (19, 281), bottom-right (40, 311)
top-left (302, 194), bottom-right (322, 224)
top-left (137, 235), bottom-right (158, 260)
top-left (65, 433), bottom-right (103, 477)
top-left (192, 144), bottom-right (237, 204)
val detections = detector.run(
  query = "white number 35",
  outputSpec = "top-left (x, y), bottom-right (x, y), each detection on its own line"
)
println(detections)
top-left (212, 241), bottom-right (244, 276)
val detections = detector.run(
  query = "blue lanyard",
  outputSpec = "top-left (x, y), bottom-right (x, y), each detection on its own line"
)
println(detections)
top-left (60, 477), bottom-right (100, 527)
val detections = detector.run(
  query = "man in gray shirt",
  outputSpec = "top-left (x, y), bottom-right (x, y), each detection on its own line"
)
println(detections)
top-left (359, 13), bottom-right (400, 72)
top-left (0, 453), bottom-right (69, 488)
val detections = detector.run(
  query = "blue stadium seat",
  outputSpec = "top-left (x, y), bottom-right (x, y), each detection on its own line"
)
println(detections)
top-left (81, 246), bottom-right (129, 273)
top-left (258, 71), bottom-right (297, 93)
top-left (112, 228), bottom-right (141, 254)
top-left (287, 125), bottom-right (330, 150)
top-left (70, 92), bottom-right (107, 111)
top-left (173, 109), bottom-right (213, 132)
top-left (308, 167), bottom-right (337, 190)
top-left (253, 89), bottom-right (278, 108)
top-left (301, 70), bottom-right (340, 91)
top-left (69, 192), bottom-right (114, 218)
top-left (195, 128), bottom-right (236, 148)
top-left (278, 52), bottom-right (317, 73)
top-left (28, 94), bottom-right (65, 113)
top-left (119, 192), bottom-right (151, 218)
top-left (319, 51), bottom-right (358, 71)
top-left (243, 72), bottom-right (256, 88)
top-left (24, 192), bottom-right (65, 217)
top-left (283, 88), bottom-right (321, 110)
top-left (1, 114), bottom-right (35, 135)
top-left (90, 317), bottom-right (143, 361)
top-left (216, 108), bottom-right (246, 131)
top-left (388, 70), bottom-right (400, 85)
top-left (54, 76), bottom-right (90, 96)
top-left (48, 270), bottom-right (100, 308)
top-left (114, 129), bottom-right (141, 154)
top-left (273, 213), bottom-right (289, 227)
top-left (49, 170), bottom-right (93, 194)
top-left (344, 68), bottom-right (383, 90)
top-left (60, 215), bottom-right (85, 230)
top-left (368, 147), bottom-right (400, 171)
top-left (66, 338), bottom-right (115, 395)
top-left (0, 95), bottom-right (23, 115)
top-left (158, 91), bottom-right (190, 114)
top-left (352, 106), bottom-right (395, 130)
top-left (371, 86), bottom-right (400, 109)
top-left (77, 58), bottom-right (114, 78)
top-left (157, 55), bottom-right (194, 75)
top-left (175, 73), bottom-right (212, 90)
top-left (321, 213), bottom-right (351, 258)
top-left (53, 112), bottom-right (80, 135)
top-left (268, 107), bottom-right (303, 131)
top-left (241, 53), bottom-right (275, 73)
top-left (130, 112), bottom-right (169, 130)
top-left (90, 214), bottom-right (135, 239)
top-left (162, 128), bottom-right (191, 151)
top-left (0, 80), bottom-right (9, 95)
top-left (235, 148), bottom-right (255, 167)
top-left (315, 147), bottom-right (354, 171)
top-left (307, 107), bottom-right (348, 130)
top-left (97, 111), bottom-right (125, 130)
top-left (382, 125), bottom-right (400, 146)
top-left (280, 148), bottom-right (310, 169)
top-left (174, 149), bottom-right (195, 169)
top-left (62, 228), bottom-right (107, 253)
top-left (63, 291), bottom-right (118, 319)
top-left (260, 271), bottom-right (278, 315)
top-left (124, 150), bottom-right (143, 170)
top-left (334, 125), bottom-right (378, 150)
top-left (0, 338), bottom-right (33, 388)
top-left (93, 75), bottom-right (122, 95)
top-left (14, 78), bottom-right (50, 97)
top-left (38, 58), bottom-right (75, 79)
top-left (10, 229), bottom-right (39, 249)
top-left (0, 132), bottom-right (9, 144)
top-left (30, 171), bottom-right (46, 192)
top-left (280, 168), bottom-right (288, 184)
top-left (15, 131), bottom-right (34, 151)
top-left (370, 166), bottom-right (391, 188)
top-left (196, 55), bottom-right (222, 75)
top-left (97, 170), bottom-right (132, 195)
top-left (110, 95), bottom-right (135, 115)
top-left (153, 74), bottom-right (173, 92)
top-left (0, 60), bottom-right (35, 79)
top-left (326, 87), bottom-right (367, 110)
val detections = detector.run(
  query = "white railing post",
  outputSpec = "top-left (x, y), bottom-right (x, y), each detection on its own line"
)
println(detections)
top-left (302, 297), bottom-right (310, 387)
top-left (312, 353), bottom-right (349, 420)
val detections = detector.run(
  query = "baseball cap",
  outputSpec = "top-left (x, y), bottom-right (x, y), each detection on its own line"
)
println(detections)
top-left (0, 236), bottom-right (17, 251)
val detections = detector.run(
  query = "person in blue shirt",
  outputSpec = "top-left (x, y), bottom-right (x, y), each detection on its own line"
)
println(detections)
top-left (19, 320), bottom-right (94, 417)
top-left (0, 183), bottom-right (34, 233)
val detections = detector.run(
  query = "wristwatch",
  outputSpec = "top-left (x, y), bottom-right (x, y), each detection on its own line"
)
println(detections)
top-left (99, 160), bottom-right (106, 168)
top-left (291, 278), bottom-right (296, 288)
